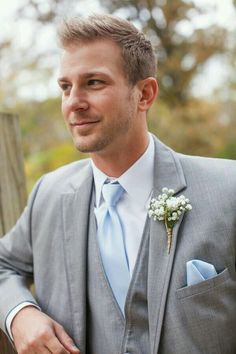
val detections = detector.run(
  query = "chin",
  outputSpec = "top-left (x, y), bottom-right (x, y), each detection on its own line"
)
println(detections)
top-left (74, 141), bottom-right (92, 153)
top-left (73, 137), bottom-right (98, 153)
top-left (73, 136), bottom-right (110, 154)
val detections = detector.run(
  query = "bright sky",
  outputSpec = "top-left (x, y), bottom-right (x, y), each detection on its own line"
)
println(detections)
top-left (1, 0), bottom-right (235, 30)
top-left (189, 0), bottom-right (236, 30)
top-left (1, 0), bottom-right (236, 100)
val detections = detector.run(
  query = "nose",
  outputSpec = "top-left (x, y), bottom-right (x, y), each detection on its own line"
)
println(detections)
top-left (66, 88), bottom-right (89, 112)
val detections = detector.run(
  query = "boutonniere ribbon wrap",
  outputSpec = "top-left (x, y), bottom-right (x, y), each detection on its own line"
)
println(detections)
top-left (148, 188), bottom-right (192, 254)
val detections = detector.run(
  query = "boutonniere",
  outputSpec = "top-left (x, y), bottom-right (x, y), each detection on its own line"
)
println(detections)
top-left (148, 188), bottom-right (192, 254)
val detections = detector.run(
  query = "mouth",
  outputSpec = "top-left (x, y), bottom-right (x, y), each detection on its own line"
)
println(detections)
top-left (70, 120), bottom-right (99, 125)
top-left (70, 120), bottom-right (100, 131)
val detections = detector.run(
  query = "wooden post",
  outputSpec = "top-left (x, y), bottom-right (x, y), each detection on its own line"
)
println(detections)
top-left (0, 112), bottom-right (27, 353)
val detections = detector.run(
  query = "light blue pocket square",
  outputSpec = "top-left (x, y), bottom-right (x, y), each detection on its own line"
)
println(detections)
top-left (186, 259), bottom-right (217, 286)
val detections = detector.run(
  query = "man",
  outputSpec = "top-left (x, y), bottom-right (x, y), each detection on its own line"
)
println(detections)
top-left (0, 14), bottom-right (235, 354)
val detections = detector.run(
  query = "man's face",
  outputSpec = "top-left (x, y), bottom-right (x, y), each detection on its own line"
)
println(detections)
top-left (58, 39), bottom-right (143, 156)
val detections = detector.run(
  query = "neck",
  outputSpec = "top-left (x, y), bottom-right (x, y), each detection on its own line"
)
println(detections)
top-left (91, 132), bottom-right (149, 177)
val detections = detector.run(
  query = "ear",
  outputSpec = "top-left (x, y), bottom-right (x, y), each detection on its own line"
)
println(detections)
top-left (137, 77), bottom-right (158, 112)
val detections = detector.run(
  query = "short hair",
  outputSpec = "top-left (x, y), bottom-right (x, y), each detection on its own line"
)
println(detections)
top-left (57, 14), bottom-right (157, 85)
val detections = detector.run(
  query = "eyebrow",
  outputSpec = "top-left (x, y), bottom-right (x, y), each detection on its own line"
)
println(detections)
top-left (57, 71), bottom-right (111, 83)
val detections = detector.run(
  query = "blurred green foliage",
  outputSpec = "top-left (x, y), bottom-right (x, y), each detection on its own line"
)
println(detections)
top-left (25, 142), bottom-right (87, 190)
top-left (12, 97), bottom-right (88, 191)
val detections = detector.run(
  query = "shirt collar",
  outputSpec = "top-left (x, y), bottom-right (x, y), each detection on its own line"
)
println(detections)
top-left (91, 133), bottom-right (155, 208)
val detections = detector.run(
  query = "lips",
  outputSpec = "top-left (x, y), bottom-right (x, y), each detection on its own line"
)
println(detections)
top-left (70, 120), bottom-right (99, 126)
top-left (69, 120), bottom-right (100, 133)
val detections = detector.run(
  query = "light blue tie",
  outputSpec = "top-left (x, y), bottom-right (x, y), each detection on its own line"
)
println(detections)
top-left (97, 182), bottom-right (130, 313)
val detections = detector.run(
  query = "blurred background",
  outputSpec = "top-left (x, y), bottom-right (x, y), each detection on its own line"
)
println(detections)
top-left (1, 0), bottom-right (236, 191)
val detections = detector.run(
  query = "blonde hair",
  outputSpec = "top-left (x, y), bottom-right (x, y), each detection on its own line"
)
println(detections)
top-left (57, 14), bottom-right (157, 85)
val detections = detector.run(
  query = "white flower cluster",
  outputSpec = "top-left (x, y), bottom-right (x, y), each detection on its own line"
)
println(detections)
top-left (148, 187), bottom-right (192, 227)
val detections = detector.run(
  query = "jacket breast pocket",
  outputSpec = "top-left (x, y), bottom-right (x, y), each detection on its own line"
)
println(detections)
top-left (175, 267), bottom-right (236, 353)
top-left (176, 267), bottom-right (230, 299)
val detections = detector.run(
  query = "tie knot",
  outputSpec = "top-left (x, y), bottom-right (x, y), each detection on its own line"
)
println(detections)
top-left (102, 182), bottom-right (124, 207)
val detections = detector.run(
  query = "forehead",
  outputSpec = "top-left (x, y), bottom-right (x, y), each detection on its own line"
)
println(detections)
top-left (59, 39), bottom-right (124, 77)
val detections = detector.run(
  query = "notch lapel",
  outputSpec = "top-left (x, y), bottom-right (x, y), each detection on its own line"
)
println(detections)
top-left (61, 162), bottom-right (94, 353)
top-left (148, 136), bottom-right (187, 354)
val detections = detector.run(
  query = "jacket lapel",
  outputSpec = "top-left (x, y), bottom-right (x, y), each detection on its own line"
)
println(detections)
top-left (148, 136), bottom-right (187, 354)
top-left (61, 162), bottom-right (94, 353)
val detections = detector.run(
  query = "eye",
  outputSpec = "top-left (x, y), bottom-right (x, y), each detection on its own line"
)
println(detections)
top-left (58, 82), bottom-right (71, 93)
top-left (87, 79), bottom-right (104, 86)
top-left (61, 84), bottom-right (70, 91)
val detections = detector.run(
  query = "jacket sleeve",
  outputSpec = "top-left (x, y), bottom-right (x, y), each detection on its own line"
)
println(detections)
top-left (0, 177), bottom-right (43, 333)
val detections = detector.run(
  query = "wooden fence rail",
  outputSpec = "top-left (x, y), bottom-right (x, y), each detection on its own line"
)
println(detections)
top-left (0, 112), bottom-right (27, 353)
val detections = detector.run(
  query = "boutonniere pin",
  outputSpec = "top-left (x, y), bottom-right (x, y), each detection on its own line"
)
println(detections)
top-left (148, 188), bottom-right (192, 254)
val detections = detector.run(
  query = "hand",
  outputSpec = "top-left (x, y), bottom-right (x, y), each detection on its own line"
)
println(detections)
top-left (11, 306), bottom-right (80, 354)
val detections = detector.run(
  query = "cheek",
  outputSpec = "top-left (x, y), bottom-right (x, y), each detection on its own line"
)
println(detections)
top-left (61, 100), bottom-right (69, 119)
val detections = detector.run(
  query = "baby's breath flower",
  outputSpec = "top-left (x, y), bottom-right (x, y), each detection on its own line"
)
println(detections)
top-left (162, 187), bottom-right (168, 194)
top-left (148, 188), bottom-right (192, 253)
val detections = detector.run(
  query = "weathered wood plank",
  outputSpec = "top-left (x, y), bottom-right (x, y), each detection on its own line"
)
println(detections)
top-left (0, 333), bottom-right (16, 354)
top-left (0, 112), bottom-right (27, 234)
top-left (0, 112), bottom-right (27, 353)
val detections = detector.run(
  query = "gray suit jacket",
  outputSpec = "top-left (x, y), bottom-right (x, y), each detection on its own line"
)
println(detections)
top-left (0, 135), bottom-right (235, 354)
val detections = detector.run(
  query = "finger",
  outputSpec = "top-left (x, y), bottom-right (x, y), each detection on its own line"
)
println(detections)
top-left (19, 343), bottom-right (50, 354)
top-left (53, 322), bottom-right (80, 353)
top-left (46, 336), bottom-right (70, 354)
top-left (36, 345), bottom-right (52, 354)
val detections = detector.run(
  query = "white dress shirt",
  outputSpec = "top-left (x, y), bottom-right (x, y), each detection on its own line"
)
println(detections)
top-left (6, 133), bottom-right (155, 338)
top-left (92, 133), bottom-right (155, 276)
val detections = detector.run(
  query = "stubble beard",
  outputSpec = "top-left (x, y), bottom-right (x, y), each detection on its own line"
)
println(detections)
top-left (74, 132), bottom-right (113, 153)
top-left (73, 114), bottom-right (133, 153)
top-left (73, 95), bottom-right (135, 154)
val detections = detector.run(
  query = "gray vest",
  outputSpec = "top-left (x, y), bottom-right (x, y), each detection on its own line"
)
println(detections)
top-left (87, 193), bottom-right (150, 354)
